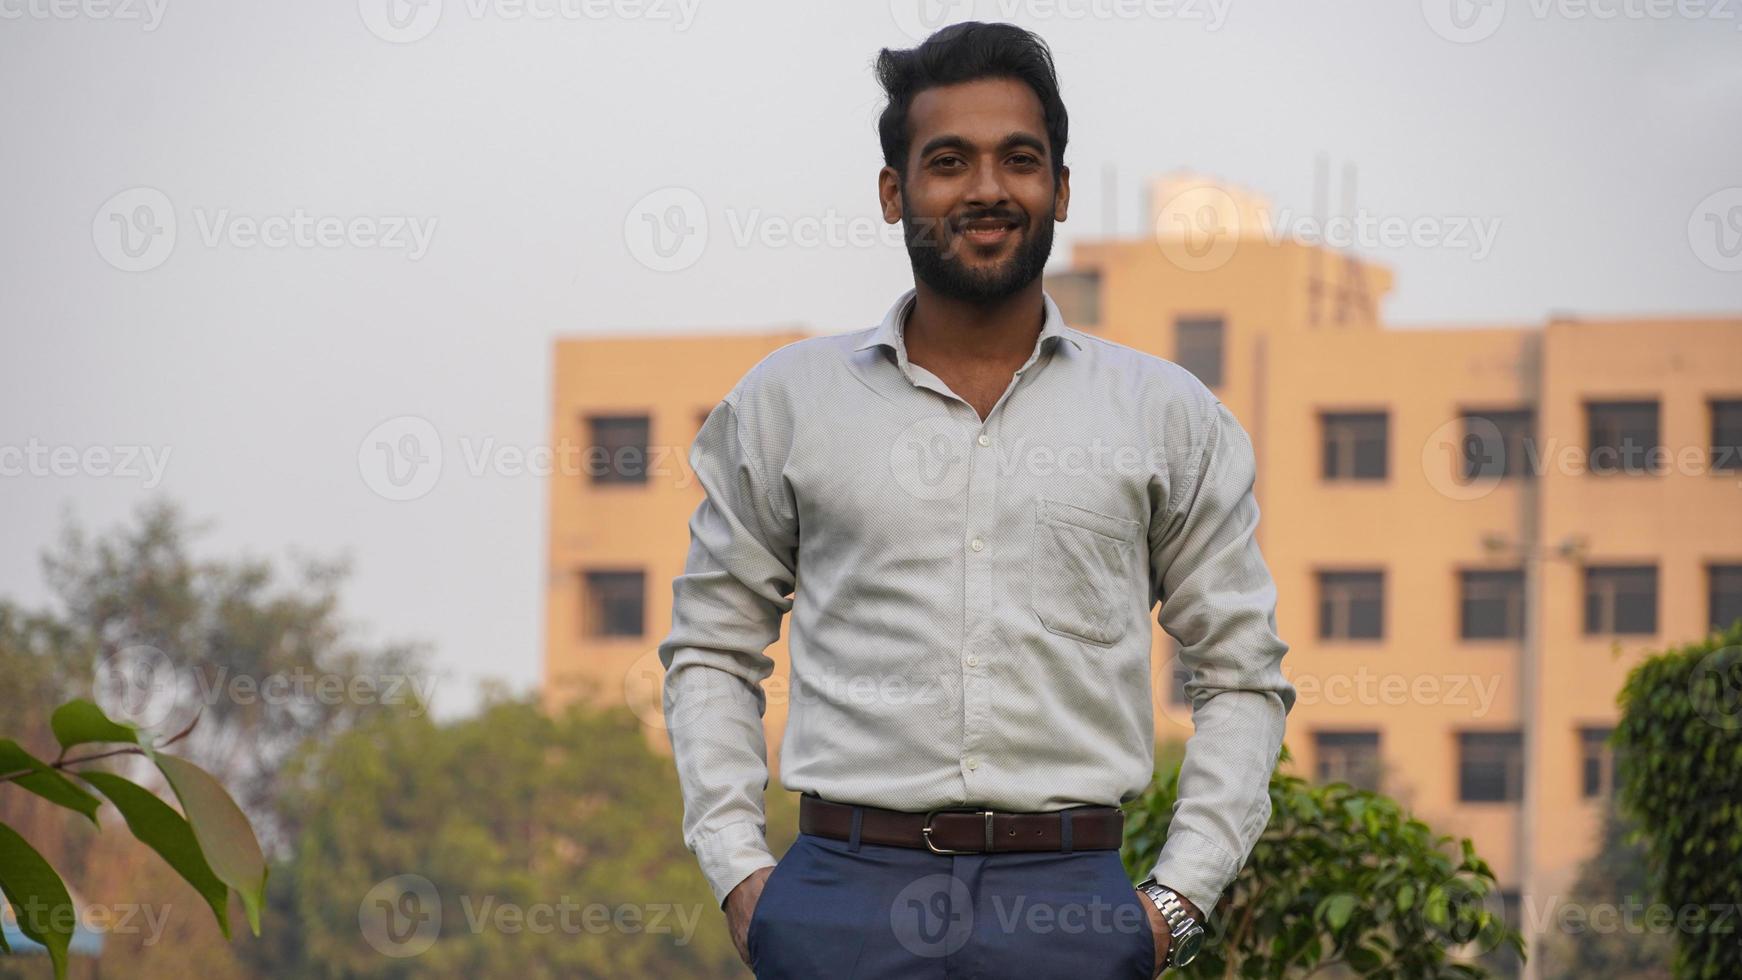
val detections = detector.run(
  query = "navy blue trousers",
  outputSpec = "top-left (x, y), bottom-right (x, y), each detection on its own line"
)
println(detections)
top-left (746, 825), bottom-right (1155, 979)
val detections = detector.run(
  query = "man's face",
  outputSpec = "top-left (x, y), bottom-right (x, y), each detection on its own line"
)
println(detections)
top-left (880, 76), bottom-right (1070, 304)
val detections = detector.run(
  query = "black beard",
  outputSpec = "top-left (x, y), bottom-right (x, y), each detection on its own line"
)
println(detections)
top-left (901, 194), bottom-right (1056, 304)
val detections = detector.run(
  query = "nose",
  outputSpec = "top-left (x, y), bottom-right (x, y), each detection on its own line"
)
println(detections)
top-left (963, 155), bottom-right (1010, 213)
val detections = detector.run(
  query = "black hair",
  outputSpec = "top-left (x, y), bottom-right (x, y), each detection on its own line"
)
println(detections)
top-left (874, 21), bottom-right (1069, 186)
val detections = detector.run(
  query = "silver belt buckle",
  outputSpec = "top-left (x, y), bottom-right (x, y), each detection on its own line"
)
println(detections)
top-left (921, 808), bottom-right (997, 854)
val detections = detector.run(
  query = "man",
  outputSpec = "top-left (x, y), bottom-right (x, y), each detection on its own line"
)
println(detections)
top-left (657, 21), bottom-right (1295, 979)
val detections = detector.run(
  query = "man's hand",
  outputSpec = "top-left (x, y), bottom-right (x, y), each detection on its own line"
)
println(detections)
top-left (1135, 887), bottom-right (1203, 976)
top-left (724, 866), bottom-right (775, 966)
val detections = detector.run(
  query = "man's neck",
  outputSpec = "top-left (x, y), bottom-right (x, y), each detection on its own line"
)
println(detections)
top-left (904, 280), bottom-right (1046, 368)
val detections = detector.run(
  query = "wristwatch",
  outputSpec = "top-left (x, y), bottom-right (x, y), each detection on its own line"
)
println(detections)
top-left (1135, 877), bottom-right (1204, 972)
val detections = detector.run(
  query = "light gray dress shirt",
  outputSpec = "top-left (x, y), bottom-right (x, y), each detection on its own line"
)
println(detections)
top-left (657, 286), bottom-right (1296, 918)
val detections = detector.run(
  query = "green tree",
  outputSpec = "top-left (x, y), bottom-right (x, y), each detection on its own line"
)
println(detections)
top-left (1123, 746), bottom-right (1521, 979)
top-left (2, 500), bottom-right (428, 979)
top-left (268, 692), bottom-right (793, 978)
top-left (1612, 621), bottom-right (1742, 980)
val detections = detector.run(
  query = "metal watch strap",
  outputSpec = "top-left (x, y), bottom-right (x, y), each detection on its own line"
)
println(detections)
top-left (1136, 877), bottom-right (1197, 971)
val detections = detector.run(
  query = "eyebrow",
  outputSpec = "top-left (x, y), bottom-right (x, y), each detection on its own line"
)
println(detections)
top-left (916, 132), bottom-right (1049, 161)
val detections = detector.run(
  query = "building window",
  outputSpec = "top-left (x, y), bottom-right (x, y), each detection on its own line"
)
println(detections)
top-left (1713, 400), bottom-right (1742, 472)
top-left (1578, 726), bottom-right (1620, 799)
top-left (1045, 270), bottom-right (1101, 327)
top-left (1460, 409), bottom-right (1536, 481)
top-left (1583, 565), bottom-right (1658, 635)
top-left (1315, 731), bottom-right (1382, 791)
top-left (1460, 569), bottom-right (1525, 640)
top-left (586, 414), bottom-right (651, 485)
top-left (582, 570), bottom-right (645, 638)
top-left (1319, 570), bottom-right (1385, 640)
top-left (1458, 731), bottom-right (1524, 803)
top-left (1322, 412), bottom-right (1388, 480)
top-left (1586, 400), bottom-right (1661, 476)
top-left (1711, 564), bottom-right (1742, 632)
top-left (1175, 316), bottom-right (1224, 388)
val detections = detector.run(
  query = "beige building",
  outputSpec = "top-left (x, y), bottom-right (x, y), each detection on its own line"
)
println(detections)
top-left (543, 177), bottom-right (1742, 966)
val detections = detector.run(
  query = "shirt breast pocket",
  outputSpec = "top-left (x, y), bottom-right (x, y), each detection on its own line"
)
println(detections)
top-left (1030, 496), bottom-right (1143, 647)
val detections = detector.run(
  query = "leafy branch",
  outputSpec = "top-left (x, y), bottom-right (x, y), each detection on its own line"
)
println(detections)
top-left (0, 699), bottom-right (268, 979)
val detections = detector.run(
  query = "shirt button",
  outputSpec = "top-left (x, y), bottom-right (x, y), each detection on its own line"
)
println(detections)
top-left (970, 537), bottom-right (984, 552)
top-left (966, 758), bottom-right (979, 771)
top-left (977, 433), bottom-right (990, 447)
top-left (966, 655), bottom-right (978, 667)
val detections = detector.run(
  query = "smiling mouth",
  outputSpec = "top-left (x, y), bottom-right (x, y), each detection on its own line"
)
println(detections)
top-left (958, 220), bottom-right (1021, 247)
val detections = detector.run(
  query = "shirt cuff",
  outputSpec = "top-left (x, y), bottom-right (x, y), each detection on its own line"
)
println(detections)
top-left (693, 821), bottom-right (779, 909)
top-left (1145, 826), bottom-right (1242, 920)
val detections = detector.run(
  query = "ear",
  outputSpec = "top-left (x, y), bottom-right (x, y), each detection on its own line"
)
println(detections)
top-left (1054, 164), bottom-right (1070, 223)
top-left (878, 165), bottom-right (903, 224)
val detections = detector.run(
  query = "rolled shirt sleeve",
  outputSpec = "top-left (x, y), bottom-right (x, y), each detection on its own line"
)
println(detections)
top-left (1145, 397), bottom-right (1297, 917)
top-left (657, 388), bottom-right (799, 908)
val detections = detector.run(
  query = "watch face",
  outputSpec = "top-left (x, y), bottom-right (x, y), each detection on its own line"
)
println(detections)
top-left (1173, 929), bottom-right (1203, 966)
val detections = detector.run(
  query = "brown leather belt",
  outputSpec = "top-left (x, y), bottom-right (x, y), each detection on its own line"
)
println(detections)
top-left (798, 793), bottom-right (1124, 854)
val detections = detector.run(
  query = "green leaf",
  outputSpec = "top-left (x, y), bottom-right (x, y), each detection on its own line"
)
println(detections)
top-left (78, 771), bottom-right (233, 939)
top-left (149, 753), bottom-right (268, 935)
top-left (49, 700), bottom-right (138, 750)
top-left (0, 821), bottom-right (73, 979)
top-left (1320, 892), bottom-right (1358, 931)
top-left (0, 741), bottom-right (101, 827)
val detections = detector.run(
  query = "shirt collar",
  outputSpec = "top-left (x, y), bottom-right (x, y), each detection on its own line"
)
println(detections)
top-left (853, 287), bottom-right (1085, 358)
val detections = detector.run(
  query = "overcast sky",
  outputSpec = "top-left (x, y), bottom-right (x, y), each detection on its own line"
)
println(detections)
top-left (3, 1), bottom-right (1739, 718)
